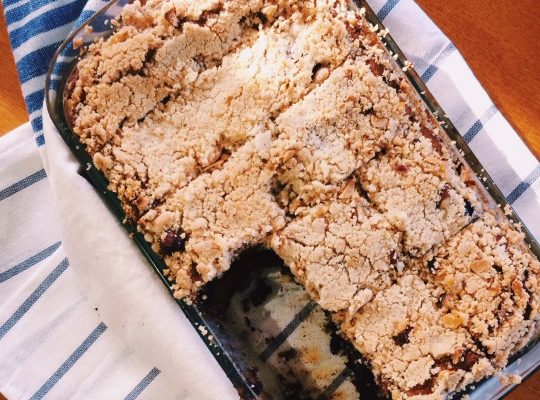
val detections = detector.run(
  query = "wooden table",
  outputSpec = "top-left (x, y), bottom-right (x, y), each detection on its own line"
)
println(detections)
top-left (0, 1), bottom-right (538, 399)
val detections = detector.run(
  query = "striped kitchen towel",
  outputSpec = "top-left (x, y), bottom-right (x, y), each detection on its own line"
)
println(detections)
top-left (2, 1), bottom-right (241, 399)
top-left (1, 124), bottom-right (237, 400)
top-left (1, 0), bottom-right (539, 399)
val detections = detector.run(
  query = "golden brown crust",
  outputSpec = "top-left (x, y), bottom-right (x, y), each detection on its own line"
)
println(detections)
top-left (66, 1), bottom-right (539, 398)
top-left (358, 129), bottom-right (480, 257)
top-left (339, 211), bottom-right (539, 399)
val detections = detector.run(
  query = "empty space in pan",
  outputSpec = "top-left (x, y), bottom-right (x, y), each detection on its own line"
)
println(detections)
top-left (197, 247), bottom-right (382, 400)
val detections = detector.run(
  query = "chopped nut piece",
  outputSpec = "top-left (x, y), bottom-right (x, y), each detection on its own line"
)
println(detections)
top-left (441, 312), bottom-right (465, 329)
top-left (370, 114), bottom-right (388, 129)
top-left (470, 259), bottom-right (491, 273)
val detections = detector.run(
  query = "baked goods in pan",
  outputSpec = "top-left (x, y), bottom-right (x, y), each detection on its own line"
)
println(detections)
top-left (338, 211), bottom-right (539, 399)
top-left (65, 0), bottom-right (539, 398)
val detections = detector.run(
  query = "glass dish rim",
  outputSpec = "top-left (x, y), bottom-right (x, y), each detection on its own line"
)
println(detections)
top-left (44, 1), bottom-right (540, 399)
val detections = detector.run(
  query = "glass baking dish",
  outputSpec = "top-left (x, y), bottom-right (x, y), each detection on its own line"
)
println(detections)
top-left (45, 0), bottom-right (540, 398)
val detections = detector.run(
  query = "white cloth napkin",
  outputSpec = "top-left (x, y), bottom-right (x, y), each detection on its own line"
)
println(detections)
top-left (1, 0), bottom-right (538, 399)
top-left (1, 123), bottom-right (238, 400)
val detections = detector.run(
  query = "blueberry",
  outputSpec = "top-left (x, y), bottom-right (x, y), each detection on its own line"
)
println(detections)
top-left (160, 230), bottom-right (187, 255)
top-left (464, 200), bottom-right (475, 218)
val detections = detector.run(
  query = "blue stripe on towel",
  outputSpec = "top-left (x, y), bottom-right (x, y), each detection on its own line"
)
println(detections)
top-left (259, 301), bottom-right (318, 361)
top-left (0, 169), bottom-right (47, 201)
top-left (9, 0), bottom-right (86, 49)
top-left (506, 165), bottom-right (540, 204)
top-left (463, 104), bottom-right (498, 143)
top-left (16, 42), bottom-right (63, 84)
top-left (31, 115), bottom-right (44, 133)
top-left (124, 367), bottom-right (161, 400)
top-left (421, 43), bottom-right (456, 82)
top-left (317, 368), bottom-right (351, 400)
top-left (0, 241), bottom-right (62, 283)
top-left (36, 133), bottom-right (46, 146)
top-left (0, 258), bottom-right (69, 340)
top-left (29, 322), bottom-right (108, 400)
top-left (5, 0), bottom-right (57, 26)
top-left (26, 89), bottom-right (45, 114)
top-left (377, 0), bottom-right (400, 21)
top-left (3, 0), bottom-right (26, 8)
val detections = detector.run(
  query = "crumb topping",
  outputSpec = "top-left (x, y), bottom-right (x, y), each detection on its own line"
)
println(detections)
top-left (358, 130), bottom-right (480, 256)
top-left (270, 193), bottom-right (403, 312)
top-left (66, 1), bottom-right (539, 398)
top-left (419, 212), bottom-right (540, 368)
top-left (338, 273), bottom-right (496, 399)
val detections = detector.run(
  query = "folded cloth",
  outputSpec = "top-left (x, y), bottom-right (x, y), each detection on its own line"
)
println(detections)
top-left (0, 1), bottom-right (539, 399)
top-left (0, 125), bottom-right (238, 400)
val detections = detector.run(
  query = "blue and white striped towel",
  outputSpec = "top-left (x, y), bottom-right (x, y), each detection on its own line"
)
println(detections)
top-left (1, 0), bottom-right (539, 399)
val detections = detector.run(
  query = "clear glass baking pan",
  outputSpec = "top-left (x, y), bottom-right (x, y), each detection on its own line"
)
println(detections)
top-left (45, 0), bottom-right (540, 398)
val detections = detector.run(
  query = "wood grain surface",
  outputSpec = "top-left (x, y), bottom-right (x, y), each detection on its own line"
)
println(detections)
top-left (0, 3), bottom-right (27, 134)
top-left (415, 0), bottom-right (540, 159)
top-left (0, 1), bottom-right (538, 400)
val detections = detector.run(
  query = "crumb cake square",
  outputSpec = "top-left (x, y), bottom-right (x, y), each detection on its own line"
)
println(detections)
top-left (65, 0), bottom-right (539, 398)
top-left (338, 212), bottom-right (539, 399)
top-left (338, 273), bottom-right (496, 400)
top-left (357, 129), bottom-right (480, 257)
top-left (271, 55), bottom-right (413, 204)
top-left (419, 212), bottom-right (540, 367)
top-left (142, 135), bottom-right (285, 298)
top-left (269, 191), bottom-right (403, 312)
